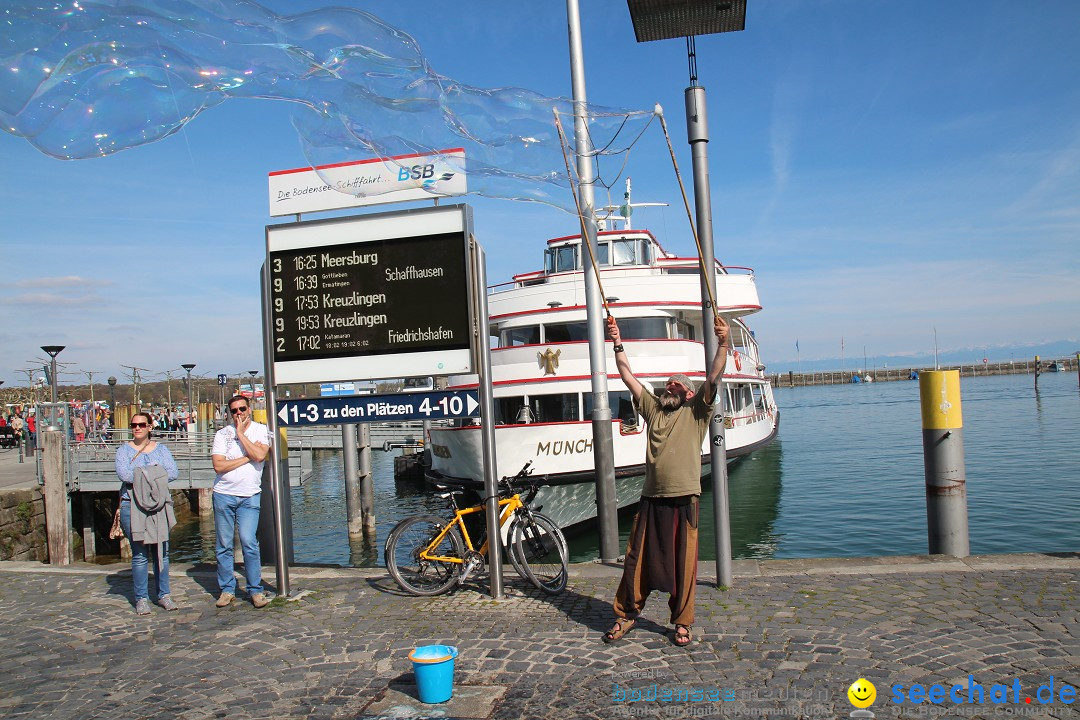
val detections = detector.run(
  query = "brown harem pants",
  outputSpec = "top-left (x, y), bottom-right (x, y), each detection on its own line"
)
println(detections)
top-left (612, 494), bottom-right (699, 626)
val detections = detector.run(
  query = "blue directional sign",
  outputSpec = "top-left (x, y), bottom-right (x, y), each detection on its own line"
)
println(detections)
top-left (276, 390), bottom-right (480, 427)
top-left (217, 374), bottom-right (228, 386)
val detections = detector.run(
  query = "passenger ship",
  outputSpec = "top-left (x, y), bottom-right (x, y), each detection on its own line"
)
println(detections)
top-left (426, 195), bottom-right (779, 529)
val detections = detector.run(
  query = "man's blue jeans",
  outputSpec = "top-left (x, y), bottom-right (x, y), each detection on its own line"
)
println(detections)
top-left (120, 499), bottom-right (170, 601)
top-left (213, 492), bottom-right (262, 595)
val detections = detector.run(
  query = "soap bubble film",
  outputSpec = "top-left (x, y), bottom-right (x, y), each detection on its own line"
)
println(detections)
top-left (1, 0), bottom-right (655, 210)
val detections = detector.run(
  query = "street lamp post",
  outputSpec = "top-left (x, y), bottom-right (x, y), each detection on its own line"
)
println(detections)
top-left (181, 363), bottom-right (196, 430)
top-left (41, 345), bottom-right (65, 429)
top-left (248, 370), bottom-right (259, 407)
top-left (625, 0), bottom-right (747, 588)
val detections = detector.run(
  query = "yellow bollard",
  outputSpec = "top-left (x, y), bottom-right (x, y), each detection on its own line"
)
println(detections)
top-left (918, 370), bottom-right (969, 557)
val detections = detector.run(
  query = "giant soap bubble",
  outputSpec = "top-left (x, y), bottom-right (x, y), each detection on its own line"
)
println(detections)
top-left (1, 0), bottom-right (655, 210)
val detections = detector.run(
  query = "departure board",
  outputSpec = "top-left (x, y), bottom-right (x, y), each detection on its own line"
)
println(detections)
top-left (265, 205), bottom-right (476, 384)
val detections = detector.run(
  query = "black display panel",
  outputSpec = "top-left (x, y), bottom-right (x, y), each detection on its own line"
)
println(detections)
top-left (268, 231), bottom-right (470, 363)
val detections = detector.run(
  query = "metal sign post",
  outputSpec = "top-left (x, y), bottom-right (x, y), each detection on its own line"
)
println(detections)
top-left (260, 262), bottom-right (292, 598)
top-left (469, 239), bottom-right (503, 599)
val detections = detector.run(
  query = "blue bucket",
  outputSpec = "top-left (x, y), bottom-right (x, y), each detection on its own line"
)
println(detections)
top-left (409, 644), bottom-right (458, 704)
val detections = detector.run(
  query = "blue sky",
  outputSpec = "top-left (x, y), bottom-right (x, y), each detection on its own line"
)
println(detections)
top-left (2, 0), bottom-right (1079, 391)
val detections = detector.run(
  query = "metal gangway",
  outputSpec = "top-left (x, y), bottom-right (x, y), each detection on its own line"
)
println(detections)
top-left (35, 424), bottom-right (311, 492)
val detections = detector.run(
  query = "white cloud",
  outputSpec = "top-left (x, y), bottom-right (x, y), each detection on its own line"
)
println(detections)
top-left (0, 292), bottom-right (101, 307)
top-left (15, 276), bottom-right (110, 289)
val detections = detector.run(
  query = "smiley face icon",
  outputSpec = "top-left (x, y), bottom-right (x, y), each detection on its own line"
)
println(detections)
top-left (848, 678), bottom-right (877, 708)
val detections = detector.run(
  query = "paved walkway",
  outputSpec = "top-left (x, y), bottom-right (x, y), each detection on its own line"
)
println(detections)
top-left (0, 553), bottom-right (1077, 719)
top-left (0, 446), bottom-right (37, 492)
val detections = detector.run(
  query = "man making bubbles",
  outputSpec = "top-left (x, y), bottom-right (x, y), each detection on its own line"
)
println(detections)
top-left (602, 313), bottom-right (730, 647)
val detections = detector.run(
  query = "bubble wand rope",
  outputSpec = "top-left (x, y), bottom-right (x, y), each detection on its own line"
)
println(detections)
top-left (656, 107), bottom-right (719, 322)
top-left (553, 109), bottom-right (610, 317)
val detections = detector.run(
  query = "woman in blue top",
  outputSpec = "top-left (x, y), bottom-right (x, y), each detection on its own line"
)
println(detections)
top-left (115, 411), bottom-right (179, 615)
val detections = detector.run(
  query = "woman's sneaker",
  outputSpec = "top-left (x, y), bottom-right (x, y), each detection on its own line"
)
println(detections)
top-left (158, 595), bottom-right (178, 611)
top-left (135, 598), bottom-right (152, 615)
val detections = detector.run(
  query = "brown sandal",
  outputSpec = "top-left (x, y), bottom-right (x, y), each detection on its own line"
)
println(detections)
top-left (673, 624), bottom-right (692, 647)
top-left (602, 617), bottom-right (636, 644)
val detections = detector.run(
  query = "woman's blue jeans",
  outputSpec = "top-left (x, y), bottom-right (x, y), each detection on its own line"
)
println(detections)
top-left (212, 491), bottom-right (263, 595)
top-left (119, 499), bottom-right (170, 601)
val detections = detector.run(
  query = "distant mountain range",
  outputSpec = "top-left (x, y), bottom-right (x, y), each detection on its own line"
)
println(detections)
top-left (767, 340), bottom-right (1079, 374)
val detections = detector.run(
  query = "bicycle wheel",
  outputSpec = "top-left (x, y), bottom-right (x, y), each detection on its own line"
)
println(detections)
top-left (511, 511), bottom-right (568, 594)
top-left (385, 515), bottom-right (463, 596)
top-left (502, 520), bottom-right (530, 581)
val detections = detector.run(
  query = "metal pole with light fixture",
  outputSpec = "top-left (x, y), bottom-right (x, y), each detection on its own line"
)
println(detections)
top-left (566, 0), bottom-right (621, 563)
top-left (248, 371), bottom-right (259, 407)
top-left (625, 0), bottom-right (747, 587)
top-left (181, 364), bottom-right (196, 436)
top-left (41, 346), bottom-right (64, 430)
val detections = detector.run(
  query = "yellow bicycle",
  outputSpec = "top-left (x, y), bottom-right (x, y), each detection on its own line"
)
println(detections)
top-left (385, 462), bottom-right (568, 596)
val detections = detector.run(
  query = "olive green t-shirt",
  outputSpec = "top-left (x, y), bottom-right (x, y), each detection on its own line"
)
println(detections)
top-left (638, 386), bottom-right (715, 498)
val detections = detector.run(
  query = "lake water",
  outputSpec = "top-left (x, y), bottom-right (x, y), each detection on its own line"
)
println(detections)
top-left (170, 370), bottom-right (1079, 565)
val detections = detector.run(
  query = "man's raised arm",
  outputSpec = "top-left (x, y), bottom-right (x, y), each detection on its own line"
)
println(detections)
top-left (607, 316), bottom-right (644, 402)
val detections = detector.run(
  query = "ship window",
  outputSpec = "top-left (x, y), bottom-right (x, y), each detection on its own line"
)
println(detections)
top-left (617, 317), bottom-right (669, 340)
top-left (752, 385), bottom-right (765, 412)
top-left (641, 242), bottom-right (654, 264)
top-left (554, 245), bottom-right (578, 272)
top-left (544, 321), bottom-right (588, 343)
top-left (597, 242), bottom-right (609, 265)
top-left (583, 390), bottom-right (637, 426)
top-left (501, 326), bottom-right (540, 347)
top-left (611, 239), bottom-right (636, 266)
top-left (731, 384), bottom-right (753, 413)
top-left (674, 318), bottom-right (695, 340)
top-left (530, 393), bottom-right (579, 423)
top-left (494, 396), bottom-right (527, 425)
top-left (545, 248), bottom-right (555, 274)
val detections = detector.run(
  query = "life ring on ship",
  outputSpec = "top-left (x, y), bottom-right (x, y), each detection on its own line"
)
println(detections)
top-left (732, 350), bottom-right (742, 371)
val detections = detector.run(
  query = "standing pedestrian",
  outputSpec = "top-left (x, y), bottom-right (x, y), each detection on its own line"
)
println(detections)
top-left (115, 412), bottom-right (179, 614)
top-left (601, 314), bottom-right (730, 647)
top-left (210, 395), bottom-right (271, 608)
top-left (72, 414), bottom-right (86, 442)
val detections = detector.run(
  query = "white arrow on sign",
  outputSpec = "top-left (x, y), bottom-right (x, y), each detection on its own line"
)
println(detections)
top-left (278, 404), bottom-right (290, 425)
top-left (466, 393), bottom-right (479, 415)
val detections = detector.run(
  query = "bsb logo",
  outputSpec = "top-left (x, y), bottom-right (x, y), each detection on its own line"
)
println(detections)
top-left (398, 163), bottom-right (435, 181)
top-left (397, 164), bottom-right (456, 186)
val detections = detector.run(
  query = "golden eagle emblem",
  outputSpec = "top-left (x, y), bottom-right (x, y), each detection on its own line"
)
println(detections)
top-left (538, 348), bottom-right (561, 376)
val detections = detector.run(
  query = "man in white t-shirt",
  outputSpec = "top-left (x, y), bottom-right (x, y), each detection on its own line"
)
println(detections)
top-left (211, 395), bottom-right (271, 608)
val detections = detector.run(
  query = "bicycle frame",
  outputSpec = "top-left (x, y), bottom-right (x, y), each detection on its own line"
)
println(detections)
top-left (420, 494), bottom-right (526, 565)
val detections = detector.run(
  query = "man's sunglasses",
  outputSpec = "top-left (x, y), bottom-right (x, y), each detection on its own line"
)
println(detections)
top-left (229, 407), bottom-right (248, 415)
top-left (130, 422), bottom-right (149, 429)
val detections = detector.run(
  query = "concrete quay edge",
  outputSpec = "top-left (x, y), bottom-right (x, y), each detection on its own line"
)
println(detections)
top-left (2, 551), bottom-right (1077, 581)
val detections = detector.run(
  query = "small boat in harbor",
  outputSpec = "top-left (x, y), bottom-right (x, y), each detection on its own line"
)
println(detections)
top-left (425, 184), bottom-right (780, 529)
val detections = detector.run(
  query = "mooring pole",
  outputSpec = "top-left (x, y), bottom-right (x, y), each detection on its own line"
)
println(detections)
top-left (358, 423), bottom-right (375, 535)
top-left (919, 370), bottom-right (969, 557)
top-left (42, 430), bottom-right (71, 565)
top-left (342, 424), bottom-right (362, 536)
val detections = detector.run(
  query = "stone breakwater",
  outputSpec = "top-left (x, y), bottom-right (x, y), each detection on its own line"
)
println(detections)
top-left (773, 358), bottom-right (1075, 387)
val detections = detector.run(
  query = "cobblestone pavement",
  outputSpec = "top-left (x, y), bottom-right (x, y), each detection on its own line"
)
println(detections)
top-left (0, 554), bottom-right (1076, 720)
